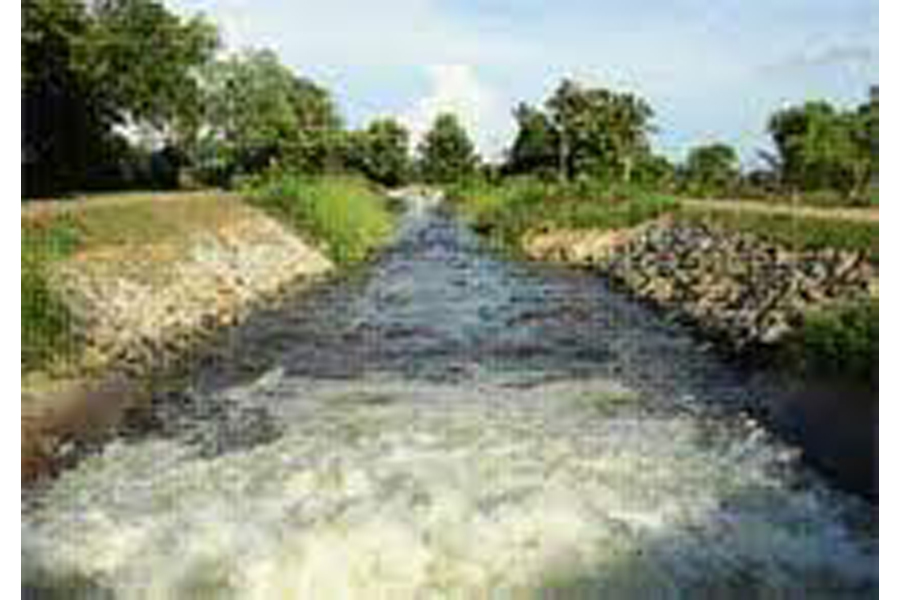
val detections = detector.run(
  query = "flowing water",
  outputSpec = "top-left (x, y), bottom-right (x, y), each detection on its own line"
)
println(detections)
top-left (23, 198), bottom-right (877, 598)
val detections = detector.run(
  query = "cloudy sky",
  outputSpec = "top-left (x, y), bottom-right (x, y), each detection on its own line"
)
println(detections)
top-left (168, 0), bottom-right (877, 164)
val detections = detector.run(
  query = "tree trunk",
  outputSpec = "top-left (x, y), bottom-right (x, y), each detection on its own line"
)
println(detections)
top-left (558, 129), bottom-right (569, 183)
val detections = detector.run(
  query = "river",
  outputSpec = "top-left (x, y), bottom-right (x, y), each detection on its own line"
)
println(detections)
top-left (22, 199), bottom-right (877, 598)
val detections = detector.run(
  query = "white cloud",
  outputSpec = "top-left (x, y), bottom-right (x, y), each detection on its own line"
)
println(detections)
top-left (402, 65), bottom-right (512, 161)
top-left (167, 0), bottom-right (533, 68)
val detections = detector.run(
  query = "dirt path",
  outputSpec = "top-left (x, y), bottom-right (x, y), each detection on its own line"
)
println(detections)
top-left (680, 198), bottom-right (879, 223)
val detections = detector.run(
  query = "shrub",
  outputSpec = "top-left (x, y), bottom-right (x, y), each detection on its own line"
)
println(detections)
top-left (785, 299), bottom-right (878, 388)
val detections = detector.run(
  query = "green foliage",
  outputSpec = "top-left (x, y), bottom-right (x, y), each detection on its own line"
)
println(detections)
top-left (767, 91), bottom-right (877, 202)
top-left (22, 216), bottom-right (82, 372)
top-left (677, 207), bottom-right (878, 256)
top-left (78, 0), bottom-right (218, 131)
top-left (418, 113), bottom-right (478, 184)
top-left (680, 143), bottom-right (740, 197)
top-left (344, 118), bottom-right (411, 187)
top-left (785, 300), bottom-right (878, 388)
top-left (545, 79), bottom-right (654, 183)
top-left (22, 0), bottom-right (218, 197)
top-left (246, 175), bottom-right (396, 265)
top-left (502, 79), bottom-right (655, 184)
top-left (195, 50), bottom-right (343, 184)
top-left (505, 103), bottom-right (560, 179)
top-left (632, 154), bottom-right (678, 191)
top-left (451, 178), bottom-right (678, 244)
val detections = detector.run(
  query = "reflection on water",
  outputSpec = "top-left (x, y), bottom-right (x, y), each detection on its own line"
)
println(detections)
top-left (23, 202), bottom-right (876, 598)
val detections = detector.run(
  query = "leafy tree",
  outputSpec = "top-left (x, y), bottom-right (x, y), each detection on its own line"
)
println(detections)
top-left (196, 49), bottom-right (342, 181)
top-left (681, 143), bottom-right (740, 196)
top-left (22, 0), bottom-right (218, 196)
top-left (505, 103), bottom-right (559, 179)
top-left (767, 90), bottom-right (877, 200)
top-left (78, 0), bottom-right (218, 140)
top-left (417, 113), bottom-right (478, 184)
top-left (345, 118), bottom-right (411, 187)
top-left (854, 85), bottom-right (878, 190)
top-left (632, 154), bottom-right (677, 191)
top-left (545, 79), bottom-right (653, 183)
top-left (23, 0), bottom-right (105, 195)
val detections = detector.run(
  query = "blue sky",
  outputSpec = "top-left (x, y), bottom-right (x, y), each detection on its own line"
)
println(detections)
top-left (168, 0), bottom-right (877, 165)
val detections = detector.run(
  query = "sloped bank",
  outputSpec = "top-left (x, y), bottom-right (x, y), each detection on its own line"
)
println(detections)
top-left (524, 213), bottom-right (878, 498)
top-left (23, 182), bottom-right (395, 483)
top-left (525, 216), bottom-right (878, 355)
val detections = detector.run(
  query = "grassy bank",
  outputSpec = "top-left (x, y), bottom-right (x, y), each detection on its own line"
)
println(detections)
top-left (782, 299), bottom-right (878, 392)
top-left (677, 204), bottom-right (879, 257)
top-left (449, 179), bottom-right (678, 245)
top-left (22, 193), bottom-right (252, 375)
top-left (22, 180), bottom-right (396, 375)
top-left (245, 175), bottom-right (397, 265)
top-left (22, 216), bottom-right (81, 373)
top-left (453, 178), bottom-right (877, 391)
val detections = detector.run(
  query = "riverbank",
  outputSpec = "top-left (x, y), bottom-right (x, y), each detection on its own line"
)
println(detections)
top-left (23, 204), bottom-right (877, 597)
top-left (452, 183), bottom-right (878, 498)
top-left (451, 182), bottom-right (877, 379)
top-left (22, 178), bottom-right (396, 482)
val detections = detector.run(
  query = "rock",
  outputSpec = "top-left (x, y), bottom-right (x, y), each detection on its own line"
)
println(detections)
top-left (48, 209), bottom-right (335, 378)
top-left (529, 219), bottom-right (879, 354)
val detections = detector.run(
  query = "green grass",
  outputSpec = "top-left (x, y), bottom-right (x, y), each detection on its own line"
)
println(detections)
top-left (782, 299), bottom-right (878, 388)
top-left (245, 175), bottom-right (396, 265)
top-left (55, 194), bottom-right (247, 248)
top-left (453, 178), bottom-right (878, 388)
top-left (676, 206), bottom-right (878, 256)
top-left (22, 215), bottom-right (82, 373)
top-left (21, 192), bottom-right (258, 375)
top-left (449, 178), bottom-right (679, 245)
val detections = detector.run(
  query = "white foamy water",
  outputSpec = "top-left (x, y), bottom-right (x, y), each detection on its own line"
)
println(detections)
top-left (23, 373), bottom-right (876, 598)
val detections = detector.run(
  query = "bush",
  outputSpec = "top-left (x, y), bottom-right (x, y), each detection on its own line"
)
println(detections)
top-left (785, 299), bottom-right (878, 388)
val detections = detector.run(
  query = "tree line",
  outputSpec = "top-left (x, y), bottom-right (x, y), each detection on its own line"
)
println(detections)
top-left (23, 0), bottom-right (877, 203)
top-left (503, 79), bottom-right (878, 203)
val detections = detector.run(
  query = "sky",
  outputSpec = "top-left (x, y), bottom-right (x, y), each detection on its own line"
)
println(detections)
top-left (167, 0), bottom-right (878, 165)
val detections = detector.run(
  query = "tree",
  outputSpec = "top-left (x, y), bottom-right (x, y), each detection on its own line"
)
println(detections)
top-left (417, 113), bottom-right (478, 184)
top-left (23, 0), bottom-right (104, 195)
top-left (853, 85), bottom-right (878, 194)
top-left (767, 91), bottom-right (877, 200)
top-left (682, 143), bottom-right (740, 196)
top-left (196, 49), bottom-right (343, 181)
top-left (545, 79), bottom-right (654, 183)
top-left (22, 0), bottom-right (218, 196)
top-left (79, 0), bottom-right (218, 139)
top-left (632, 154), bottom-right (677, 191)
top-left (505, 103), bottom-right (559, 179)
top-left (345, 118), bottom-right (411, 187)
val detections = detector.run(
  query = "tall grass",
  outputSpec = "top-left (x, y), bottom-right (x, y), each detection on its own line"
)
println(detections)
top-left (246, 175), bottom-right (396, 265)
top-left (22, 215), bottom-right (82, 373)
top-left (449, 178), bottom-right (679, 244)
